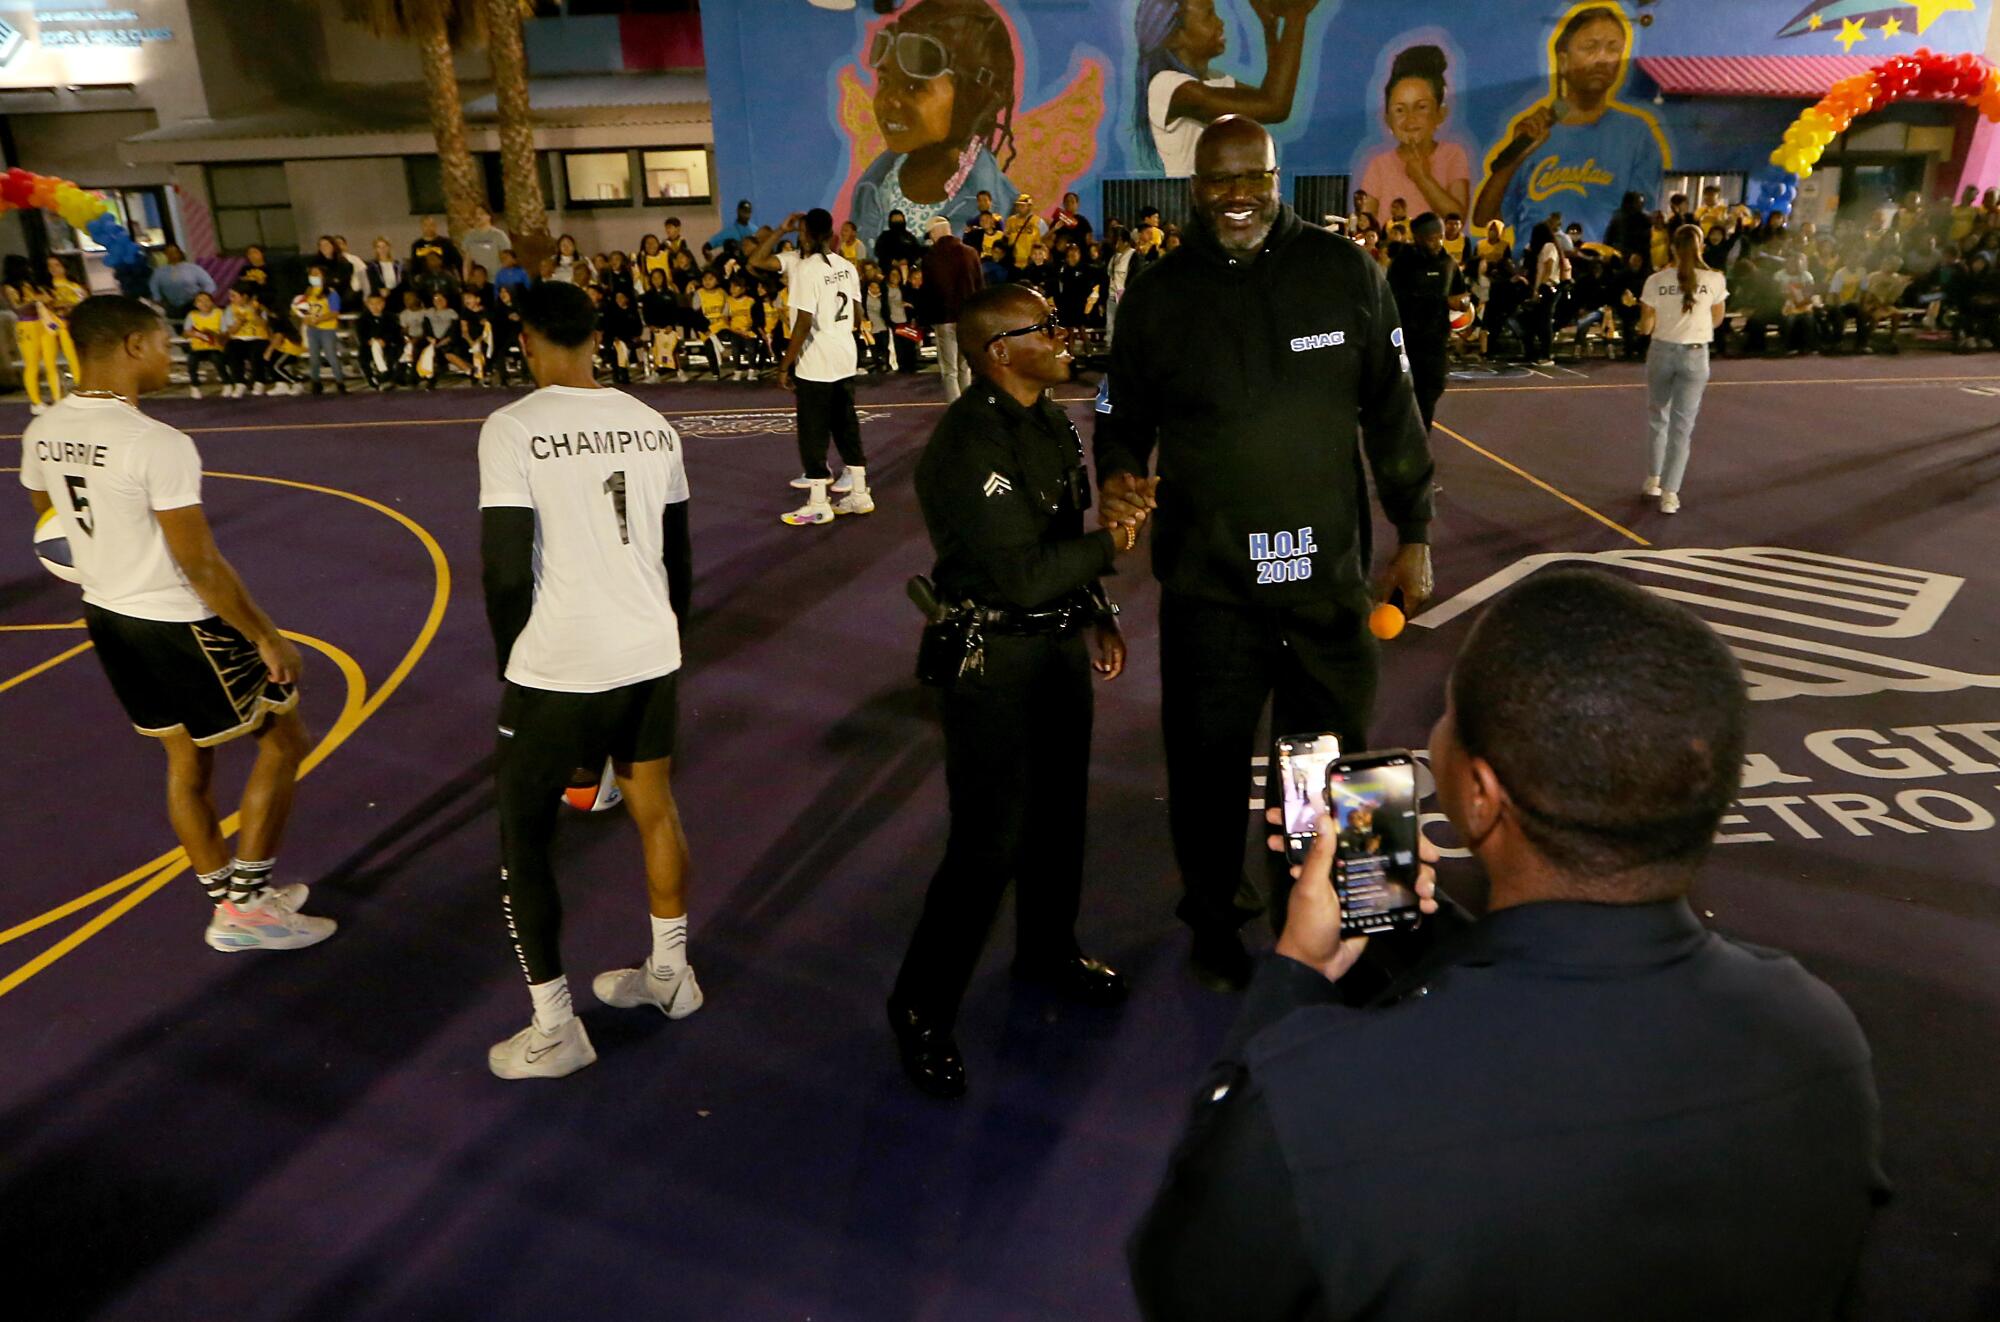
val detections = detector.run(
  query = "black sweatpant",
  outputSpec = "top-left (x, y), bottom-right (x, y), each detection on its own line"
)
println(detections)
top-left (494, 674), bottom-right (680, 984)
top-left (1408, 352), bottom-right (1446, 431)
top-left (187, 349), bottom-right (232, 387)
top-left (794, 376), bottom-right (865, 480)
top-left (226, 339), bottom-right (272, 384)
top-left (891, 631), bottom-right (1093, 1027)
top-left (1159, 592), bottom-right (1377, 936)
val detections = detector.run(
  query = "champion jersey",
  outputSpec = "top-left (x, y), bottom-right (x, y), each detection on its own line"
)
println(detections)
top-left (477, 385), bottom-right (691, 692)
top-left (779, 249), bottom-right (860, 381)
top-left (18, 395), bottom-right (208, 621)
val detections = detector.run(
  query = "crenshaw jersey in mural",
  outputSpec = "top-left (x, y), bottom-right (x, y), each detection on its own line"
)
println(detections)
top-left (1501, 107), bottom-right (1665, 245)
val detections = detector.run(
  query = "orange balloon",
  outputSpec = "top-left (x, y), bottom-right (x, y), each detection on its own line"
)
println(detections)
top-left (1368, 602), bottom-right (1406, 641)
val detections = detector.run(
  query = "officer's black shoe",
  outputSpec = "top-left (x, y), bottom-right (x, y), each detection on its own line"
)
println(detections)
top-left (888, 1001), bottom-right (967, 1099)
top-left (1188, 928), bottom-right (1254, 993)
top-left (1014, 955), bottom-right (1129, 1008)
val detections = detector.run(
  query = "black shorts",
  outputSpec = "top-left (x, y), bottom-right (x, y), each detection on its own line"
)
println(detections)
top-left (84, 604), bottom-right (297, 747)
top-left (497, 671), bottom-right (680, 775)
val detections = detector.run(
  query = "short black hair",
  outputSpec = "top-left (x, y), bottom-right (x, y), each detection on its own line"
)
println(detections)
top-left (1450, 567), bottom-right (1746, 886)
top-left (804, 208), bottom-right (835, 242)
top-left (1411, 211), bottom-right (1443, 236)
top-left (69, 295), bottom-right (163, 357)
top-left (516, 281), bottom-right (597, 348)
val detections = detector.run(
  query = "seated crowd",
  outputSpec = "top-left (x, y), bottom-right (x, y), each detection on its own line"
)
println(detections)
top-left (1346, 183), bottom-right (2000, 365)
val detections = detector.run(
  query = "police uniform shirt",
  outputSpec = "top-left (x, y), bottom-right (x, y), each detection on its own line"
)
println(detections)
top-left (919, 388), bottom-right (1115, 610)
top-left (779, 249), bottom-right (861, 382)
top-left (19, 395), bottom-right (208, 622)
top-left (477, 386), bottom-right (690, 692)
top-left (1387, 247), bottom-right (1468, 358)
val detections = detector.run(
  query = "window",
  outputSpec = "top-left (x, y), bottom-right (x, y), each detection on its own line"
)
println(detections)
top-left (405, 153), bottom-right (555, 218)
top-left (209, 162), bottom-right (296, 253)
top-left (642, 148), bottom-right (711, 205)
top-left (1290, 175), bottom-right (1351, 228)
top-left (564, 151), bottom-right (634, 206)
top-left (48, 187), bottom-right (173, 256)
top-left (1661, 171), bottom-right (1748, 211)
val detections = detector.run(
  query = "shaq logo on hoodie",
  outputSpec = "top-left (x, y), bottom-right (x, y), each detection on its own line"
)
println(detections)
top-left (1289, 330), bottom-right (1345, 352)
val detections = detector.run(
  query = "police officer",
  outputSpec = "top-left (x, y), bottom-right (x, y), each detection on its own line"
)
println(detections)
top-left (888, 284), bottom-right (1139, 1099)
top-left (1388, 211), bottom-right (1472, 430)
top-left (1096, 116), bottom-right (1437, 992)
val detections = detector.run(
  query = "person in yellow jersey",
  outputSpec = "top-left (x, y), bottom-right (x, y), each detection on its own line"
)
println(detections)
top-left (721, 273), bottom-right (760, 381)
top-left (265, 309), bottom-right (309, 396)
top-left (39, 256), bottom-right (85, 395)
top-left (289, 271), bottom-right (347, 395)
top-left (3, 256), bottom-right (62, 413)
top-left (694, 268), bottom-right (730, 380)
top-left (224, 286), bottom-right (274, 398)
top-left (639, 234), bottom-right (674, 285)
top-left (182, 290), bottom-right (231, 399)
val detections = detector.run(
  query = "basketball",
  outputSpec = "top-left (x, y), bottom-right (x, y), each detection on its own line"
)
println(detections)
top-left (1367, 601), bottom-right (1406, 640)
top-left (33, 509), bottom-right (80, 584)
top-left (562, 759), bottom-right (624, 813)
top-left (1450, 307), bottom-right (1476, 333)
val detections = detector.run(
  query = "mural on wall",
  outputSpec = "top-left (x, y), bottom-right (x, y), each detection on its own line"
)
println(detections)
top-left (704, 0), bottom-right (1994, 244)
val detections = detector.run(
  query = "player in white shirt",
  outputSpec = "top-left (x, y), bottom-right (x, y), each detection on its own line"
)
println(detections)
top-left (17, 296), bottom-right (333, 952)
top-left (477, 281), bottom-right (701, 1080)
top-left (1636, 225), bottom-right (1727, 515)
top-left (747, 208), bottom-right (874, 525)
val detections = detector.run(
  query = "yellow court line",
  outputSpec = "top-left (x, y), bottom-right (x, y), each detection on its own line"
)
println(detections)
top-left (0, 639), bottom-right (93, 695)
top-left (0, 472), bottom-right (449, 998)
top-left (0, 630), bottom-right (366, 955)
top-left (0, 620), bottom-right (84, 632)
top-left (1434, 421), bottom-right (1651, 549)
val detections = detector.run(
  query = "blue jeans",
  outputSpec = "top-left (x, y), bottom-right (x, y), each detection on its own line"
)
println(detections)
top-left (1646, 340), bottom-right (1710, 492)
top-left (305, 326), bottom-right (344, 383)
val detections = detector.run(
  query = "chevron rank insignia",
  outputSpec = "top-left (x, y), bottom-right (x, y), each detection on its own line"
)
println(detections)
top-left (983, 473), bottom-right (1013, 497)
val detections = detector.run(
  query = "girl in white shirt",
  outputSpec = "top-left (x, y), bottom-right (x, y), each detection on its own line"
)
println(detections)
top-left (1636, 225), bottom-right (1727, 514)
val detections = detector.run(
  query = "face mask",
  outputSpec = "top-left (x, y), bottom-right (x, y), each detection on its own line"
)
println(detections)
top-left (309, 276), bottom-right (323, 288)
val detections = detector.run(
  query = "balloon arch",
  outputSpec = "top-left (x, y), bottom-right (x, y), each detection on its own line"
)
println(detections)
top-left (0, 167), bottom-right (153, 274)
top-left (1766, 48), bottom-right (2000, 212)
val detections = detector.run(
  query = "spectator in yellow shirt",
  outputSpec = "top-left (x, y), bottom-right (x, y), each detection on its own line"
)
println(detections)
top-left (183, 290), bottom-right (231, 398)
top-left (290, 272), bottom-right (347, 395)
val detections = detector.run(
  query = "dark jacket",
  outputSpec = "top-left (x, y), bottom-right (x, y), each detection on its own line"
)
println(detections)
top-left (919, 234), bottom-right (984, 324)
top-left (876, 219), bottom-right (924, 268)
top-left (1386, 246), bottom-right (1467, 356)
top-left (918, 385), bottom-right (1115, 610)
top-left (1094, 205), bottom-right (1434, 614)
top-left (1130, 900), bottom-right (1887, 1322)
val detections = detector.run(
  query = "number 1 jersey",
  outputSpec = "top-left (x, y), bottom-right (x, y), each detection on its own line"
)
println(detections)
top-left (477, 384), bottom-right (690, 693)
top-left (18, 394), bottom-right (209, 622)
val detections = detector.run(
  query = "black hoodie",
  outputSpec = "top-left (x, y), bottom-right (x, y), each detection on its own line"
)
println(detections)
top-left (1094, 205), bottom-right (1434, 614)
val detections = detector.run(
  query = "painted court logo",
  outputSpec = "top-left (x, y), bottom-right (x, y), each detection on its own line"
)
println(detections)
top-left (1289, 330), bottom-right (1345, 352)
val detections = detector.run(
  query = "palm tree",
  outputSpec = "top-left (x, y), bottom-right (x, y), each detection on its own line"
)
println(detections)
top-left (486, 0), bottom-right (549, 243)
top-left (338, 0), bottom-right (486, 237)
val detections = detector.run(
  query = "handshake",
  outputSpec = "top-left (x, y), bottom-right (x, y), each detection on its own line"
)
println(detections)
top-left (1098, 472), bottom-right (1161, 554)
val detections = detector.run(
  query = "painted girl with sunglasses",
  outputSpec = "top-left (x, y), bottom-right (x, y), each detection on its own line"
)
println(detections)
top-left (850, 0), bottom-right (1021, 252)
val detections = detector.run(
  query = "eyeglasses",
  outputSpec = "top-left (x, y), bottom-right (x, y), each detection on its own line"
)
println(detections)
top-left (1193, 168), bottom-right (1280, 191)
top-left (984, 314), bottom-right (1060, 350)
top-left (869, 30), bottom-right (952, 80)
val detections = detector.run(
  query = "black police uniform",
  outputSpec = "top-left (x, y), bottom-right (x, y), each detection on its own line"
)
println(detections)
top-left (1094, 205), bottom-right (1434, 948)
top-left (1129, 902), bottom-right (1889, 1321)
top-left (1387, 244), bottom-right (1468, 430)
top-left (890, 385), bottom-right (1119, 1034)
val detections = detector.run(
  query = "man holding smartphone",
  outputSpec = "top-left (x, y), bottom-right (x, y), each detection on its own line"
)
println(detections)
top-left (1096, 115), bottom-right (1436, 991)
top-left (1128, 570), bottom-right (1885, 1320)
top-left (887, 284), bottom-right (1143, 1099)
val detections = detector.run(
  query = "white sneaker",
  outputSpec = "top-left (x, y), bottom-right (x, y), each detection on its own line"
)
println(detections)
top-left (29, 402), bottom-right (46, 415)
top-left (252, 382), bottom-right (268, 396)
top-left (833, 490), bottom-right (875, 516)
top-left (1641, 476), bottom-right (1662, 497)
top-left (593, 963), bottom-right (704, 1020)
top-left (782, 501), bottom-right (837, 526)
top-left (831, 470), bottom-right (855, 495)
top-left (487, 1016), bottom-right (597, 1081)
top-left (189, 386), bottom-right (202, 399)
top-left (675, 370), bottom-right (692, 383)
top-left (1660, 491), bottom-right (1681, 514)
top-left (204, 897), bottom-right (336, 952)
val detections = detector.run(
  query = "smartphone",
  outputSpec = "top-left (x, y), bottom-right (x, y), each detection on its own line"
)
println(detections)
top-left (1274, 736), bottom-right (1424, 937)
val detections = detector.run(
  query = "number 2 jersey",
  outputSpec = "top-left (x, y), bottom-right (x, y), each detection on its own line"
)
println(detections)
top-left (477, 384), bottom-right (690, 693)
top-left (18, 394), bottom-right (209, 622)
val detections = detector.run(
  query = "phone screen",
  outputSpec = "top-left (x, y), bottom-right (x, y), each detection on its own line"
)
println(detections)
top-left (1275, 734), bottom-right (1342, 862)
top-left (1323, 755), bottom-right (1422, 934)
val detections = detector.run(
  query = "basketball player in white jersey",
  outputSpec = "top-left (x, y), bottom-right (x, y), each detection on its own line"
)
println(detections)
top-left (747, 208), bottom-right (873, 525)
top-left (17, 296), bottom-right (333, 951)
top-left (477, 281), bottom-right (700, 1080)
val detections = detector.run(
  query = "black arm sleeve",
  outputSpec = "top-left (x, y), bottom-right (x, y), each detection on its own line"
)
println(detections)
top-left (662, 498), bottom-right (692, 627)
top-left (1128, 1070), bottom-right (1320, 1322)
top-left (480, 506), bottom-right (536, 681)
top-left (1092, 278), bottom-right (1159, 484)
top-left (1358, 257), bottom-right (1437, 546)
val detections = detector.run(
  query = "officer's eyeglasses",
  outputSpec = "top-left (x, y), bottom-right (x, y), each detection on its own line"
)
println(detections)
top-left (1194, 168), bottom-right (1280, 192)
top-left (985, 314), bottom-right (1061, 350)
top-left (869, 30), bottom-right (952, 80)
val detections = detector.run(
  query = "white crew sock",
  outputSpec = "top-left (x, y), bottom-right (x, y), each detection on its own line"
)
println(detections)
top-left (529, 975), bottom-right (575, 1034)
top-left (228, 857), bottom-right (275, 907)
top-left (650, 914), bottom-right (689, 979)
top-left (804, 478), bottom-right (830, 510)
top-left (846, 465), bottom-right (868, 498)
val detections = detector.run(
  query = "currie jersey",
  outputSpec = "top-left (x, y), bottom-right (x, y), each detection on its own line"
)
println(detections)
top-left (477, 385), bottom-right (690, 692)
top-left (18, 394), bottom-right (209, 622)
